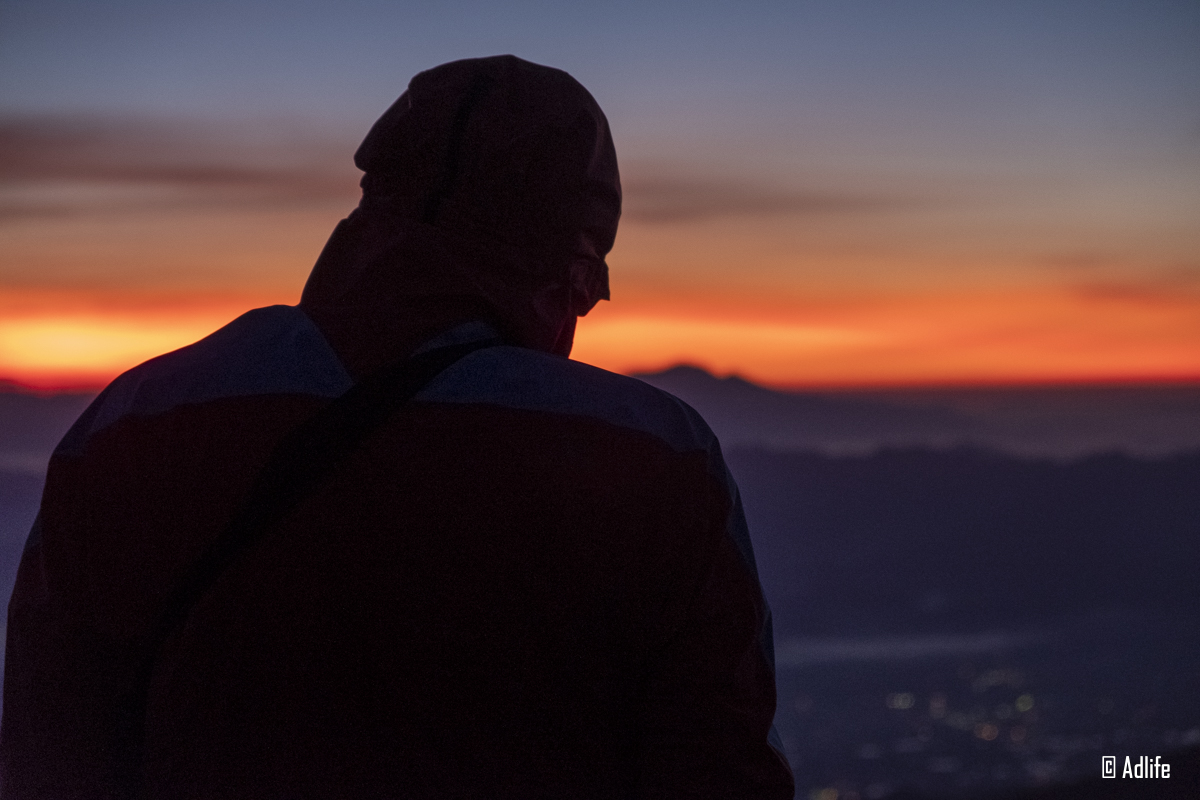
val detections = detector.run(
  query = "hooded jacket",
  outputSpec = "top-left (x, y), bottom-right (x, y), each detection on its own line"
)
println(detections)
top-left (1, 56), bottom-right (793, 799)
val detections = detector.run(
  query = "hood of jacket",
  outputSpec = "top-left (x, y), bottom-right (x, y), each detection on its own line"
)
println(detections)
top-left (300, 55), bottom-right (621, 377)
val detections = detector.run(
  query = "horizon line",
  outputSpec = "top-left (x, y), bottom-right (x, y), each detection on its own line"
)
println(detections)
top-left (7, 367), bottom-right (1200, 397)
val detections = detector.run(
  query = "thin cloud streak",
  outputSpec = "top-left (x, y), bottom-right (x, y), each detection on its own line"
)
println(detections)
top-left (3, 117), bottom-right (920, 225)
top-left (621, 175), bottom-right (905, 223)
top-left (1066, 263), bottom-right (1200, 305)
top-left (0, 116), bottom-right (360, 220)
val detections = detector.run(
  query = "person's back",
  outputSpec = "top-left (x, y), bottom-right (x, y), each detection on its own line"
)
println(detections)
top-left (1, 56), bottom-right (794, 799)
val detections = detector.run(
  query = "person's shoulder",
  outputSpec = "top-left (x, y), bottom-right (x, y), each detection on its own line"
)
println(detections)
top-left (420, 345), bottom-right (719, 455)
top-left (57, 305), bottom-right (352, 456)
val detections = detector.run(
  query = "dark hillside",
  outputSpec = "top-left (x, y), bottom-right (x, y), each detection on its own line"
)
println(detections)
top-left (728, 447), bottom-right (1200, 636)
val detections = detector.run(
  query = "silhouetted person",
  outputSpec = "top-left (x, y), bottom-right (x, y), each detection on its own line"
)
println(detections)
top-left (1, 56), bottom-right (793, 799)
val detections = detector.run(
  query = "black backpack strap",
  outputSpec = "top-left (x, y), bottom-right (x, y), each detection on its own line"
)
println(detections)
top-left (123, 335), bottom-right (501, 788)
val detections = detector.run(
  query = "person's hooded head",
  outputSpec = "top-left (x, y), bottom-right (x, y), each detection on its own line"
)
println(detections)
top-left (300, 55), bottom-right (621, 377)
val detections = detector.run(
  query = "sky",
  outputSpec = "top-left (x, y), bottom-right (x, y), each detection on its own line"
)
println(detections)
top-left (1, 0), bottom-right (1198, 389)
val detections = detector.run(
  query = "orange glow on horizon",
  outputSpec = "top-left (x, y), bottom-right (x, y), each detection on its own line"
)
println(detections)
top-left (0, 290), bottom-right (287, 391)
top-left (0, 317), bottom-right (225, 390)
top-left (572, 286), bottom-right (1200, 388)
top-left (2, 286), bottom-right (1197, 392)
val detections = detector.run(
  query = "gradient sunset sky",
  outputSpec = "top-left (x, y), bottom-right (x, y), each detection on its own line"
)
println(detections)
top-left (2, 0), bottom-right (1198, 389)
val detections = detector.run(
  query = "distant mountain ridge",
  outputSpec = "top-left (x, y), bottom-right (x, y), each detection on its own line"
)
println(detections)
top-left (0, 388), bottom-right (95, 474)
top-left (633, 365), bottom-right (1200, 459)
top-left (4, 368), bottom-right (1200, 474)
